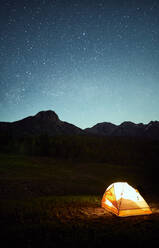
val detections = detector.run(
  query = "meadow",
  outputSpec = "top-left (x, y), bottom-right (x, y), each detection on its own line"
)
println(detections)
top-left (0, 153), bottom-right (159, 247)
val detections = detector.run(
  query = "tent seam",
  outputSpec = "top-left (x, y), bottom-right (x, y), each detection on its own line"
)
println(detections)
top-left (118, 182), bottom-right (125, 215)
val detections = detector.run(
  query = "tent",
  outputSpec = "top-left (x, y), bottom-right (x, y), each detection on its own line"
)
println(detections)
top-left (101, 182), bottom-right (152, 217)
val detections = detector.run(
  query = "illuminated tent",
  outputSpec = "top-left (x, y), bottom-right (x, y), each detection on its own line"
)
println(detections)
top-left (101, 182), bottom-right (152, 217)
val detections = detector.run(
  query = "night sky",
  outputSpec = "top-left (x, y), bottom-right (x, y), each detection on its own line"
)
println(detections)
top-left (0, 0), bottom-right (159, 128)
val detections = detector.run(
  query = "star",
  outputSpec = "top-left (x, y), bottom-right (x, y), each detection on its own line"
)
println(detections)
top-left (0, 0), bottom-right (159, 128)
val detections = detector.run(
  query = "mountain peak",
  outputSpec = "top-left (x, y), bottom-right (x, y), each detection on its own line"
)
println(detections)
top-left (148, 120), bottom-right (159, 126)
top-left (35, 110), bottom-right (59, 122)
top-left (85, 122), bottom-right (117, 136)
top-left (120, 121), bottom-right (136, 127)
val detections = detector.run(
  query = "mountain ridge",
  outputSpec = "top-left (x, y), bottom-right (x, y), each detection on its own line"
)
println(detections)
top-left (0, 110), bottom-right (159, 140)
top-left (86, 120), bottom-right (159, 139)
top-left (0, 110), bottom-right (83, 137)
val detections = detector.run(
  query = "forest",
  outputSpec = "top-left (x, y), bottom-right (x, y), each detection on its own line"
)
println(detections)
top-left (1, 133), bottom-right (159, 167)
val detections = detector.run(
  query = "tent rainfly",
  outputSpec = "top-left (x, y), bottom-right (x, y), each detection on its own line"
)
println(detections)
top-left (101, 182), bottom-right (152, 217)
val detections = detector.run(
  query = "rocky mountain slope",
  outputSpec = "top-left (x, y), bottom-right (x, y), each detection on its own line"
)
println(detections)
top-left (0, 110), bottom-right (83, 137)
top-left (85, 120), bottom-right (159, 139)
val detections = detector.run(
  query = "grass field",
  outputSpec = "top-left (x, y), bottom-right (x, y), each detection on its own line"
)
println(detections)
top-left (0, 154), bottom-right (159, 247)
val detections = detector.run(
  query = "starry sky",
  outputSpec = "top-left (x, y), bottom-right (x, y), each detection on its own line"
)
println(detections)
top-left (0, 0), bottom-right (159, 128)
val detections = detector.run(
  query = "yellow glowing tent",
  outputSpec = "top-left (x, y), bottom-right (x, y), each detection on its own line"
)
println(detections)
top-left (101, 182), bottom-right (152, 217)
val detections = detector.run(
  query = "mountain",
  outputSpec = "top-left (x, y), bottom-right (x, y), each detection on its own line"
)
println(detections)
top-left (85, 121), bottom-right (159, 140)
top-left (143, 121), bottom-right (159, 139)
top-left (85, 122), bottom-right (117, 136)
top-left (0, 110), bottom-right (159, 140)
top-left (112, 121), bottom-right (145, 137)
top-left (0, 110), bottom-right (83, 137)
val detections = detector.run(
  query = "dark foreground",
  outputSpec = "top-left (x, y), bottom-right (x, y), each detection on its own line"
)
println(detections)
top-left (0, 154), bottom-right (159, 247)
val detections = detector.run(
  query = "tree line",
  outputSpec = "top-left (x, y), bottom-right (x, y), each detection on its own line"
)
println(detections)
top-left (0, 133), bottom-right (159, 167)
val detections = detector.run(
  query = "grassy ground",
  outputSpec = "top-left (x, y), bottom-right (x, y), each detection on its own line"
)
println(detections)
top-left (0, 154), bottom-right (159, 247)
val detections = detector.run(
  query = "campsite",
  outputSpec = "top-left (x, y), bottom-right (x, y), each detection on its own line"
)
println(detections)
top-left (0, 152), bottom-right (159, 247)
top-left (1, 0), bottom-right (159, 246)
